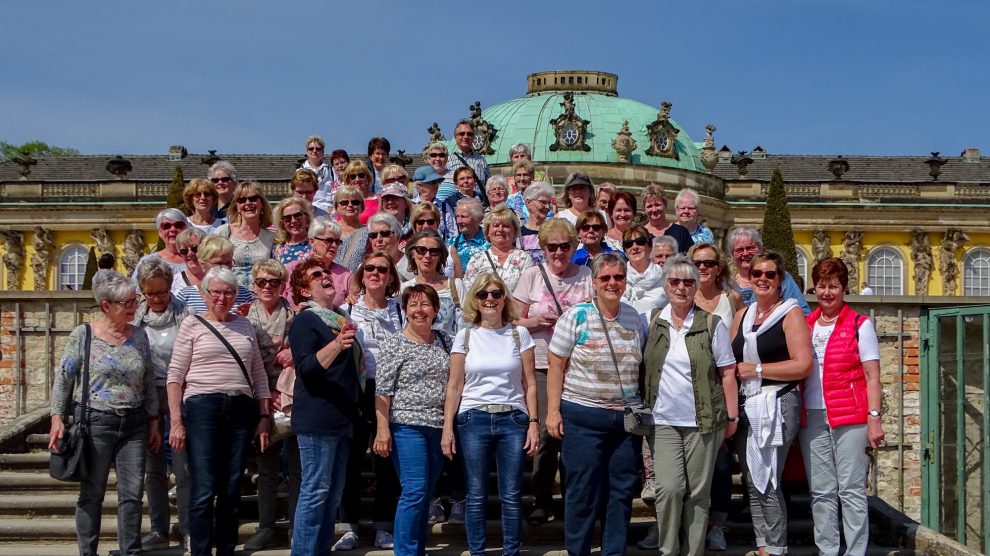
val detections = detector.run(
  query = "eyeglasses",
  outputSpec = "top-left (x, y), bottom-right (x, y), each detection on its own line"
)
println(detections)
top-left (545, 242), bottom-right (572, 253)
top-left (312, 236), bottom-right (342, 246)
top-left (732, 244), bottom-right (760, 255)
top-left (141, 290), bottom-right (170, 300)
top-left (236, 194), bottom-right (261, 204)
top-left (474, 289), bottom-right (505, 300)
top-left (281, 212), bottom-right (306, 222)
top-left (207, 289), bottom-right (236, 299)
top-left (347, 173), bottom-right (369, 181)
top-left (364, 264), bottom-right (390, 274)
top-left (622, 237), bottom-right (650, 249)
top-left (307, 270), bottom-right (325, 281)
top-left (178, 245), bottom-right (199, 256)
top-left (750, 269), bottom-right (779, 280)
top-left (368, 230), bottom-right (393, 240)
top-left (597, 274), bottom-right (626, 284)
top-left (192, 191), bottom-right (214, 198)
top-left (677, 205), bottom-right (698, 212)
top-left (210, 176), bottom-right (234, 184)
top-left (667, 278), bottom-right (697, 288)
top-left (528, 199), bottom-right (550, 207)
top-left (254, 278), bottom-right (283, 288)
top-left (428, 152), bottom-right (447, 158)
top-left (337, 199), bottom-right (362, 207)
top-left (415, 218), bottom-right (436, 226)
top-left (160, 221), bottom-right (187, 231)
top-left (693, 259), bottom-right (719, 268)
top-left (112, 298), bottom-right (140, 308)
top-left (579, 223), bottom-right (604, 233)
top-left (412, 245), bottom-right (442, 256)
top-left (307, 146), bottom-right (324, 152)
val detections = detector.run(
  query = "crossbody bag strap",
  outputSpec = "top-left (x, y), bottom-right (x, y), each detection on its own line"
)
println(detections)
top-left (194, 315), bottom-right (254, 394)
top-left (594, 301), bottom-right (630, 405)
top-left (484, 250), bottom-right (500, 275)
top-left (463, 327), bottom-right (471, 356)
top-left (449, 277), bottom-right (460, 309)
top-left (78, 324), bottom-right (92, 428)
top-left (537, 264), bottom-right (564, 315)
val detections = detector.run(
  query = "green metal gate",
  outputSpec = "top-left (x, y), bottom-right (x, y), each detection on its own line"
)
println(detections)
top-left (921, 305), bottom-right (990, 553)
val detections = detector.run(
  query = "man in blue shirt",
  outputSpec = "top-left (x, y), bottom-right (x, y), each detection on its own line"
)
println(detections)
top-left (446, 119), bottom-right (490, 207)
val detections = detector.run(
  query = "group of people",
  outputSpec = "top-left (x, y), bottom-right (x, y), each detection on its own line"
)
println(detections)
top-left (48, 122), bottom-right (885, 556)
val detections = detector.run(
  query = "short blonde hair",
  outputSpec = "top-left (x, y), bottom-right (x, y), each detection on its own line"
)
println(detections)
top-left (342, 160), bottom-right (373, 185)
top-left (334, 185), bottom-right (366, 212)
top-left (462, 273), bottom-right (519, 325)
top-left (380, 164), bottom-right (408, 183)
top-left (483, 205), bottom-right (521, 239)
top-left (640, 183), bottom-right (667, 207)
top-left (538, 218), bottom-right (578, 249)
top-left (410, 202), bottom-right (441, 226)
top-left (197, 235), bottom-right (234, 264)
top-left (251, 259), bottom-right (288, 282)
top-left (182, 178), bottom-right (217, 213)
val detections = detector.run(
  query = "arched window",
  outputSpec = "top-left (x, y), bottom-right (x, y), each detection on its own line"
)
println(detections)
top-left (58, 245), bottom-right (89, 290)
top-left (867, 247), bottom-right (903, 295)
top-left (963, 248), bottom-right (990, 296)
top-left (795, 249), bottom-right (808, 292)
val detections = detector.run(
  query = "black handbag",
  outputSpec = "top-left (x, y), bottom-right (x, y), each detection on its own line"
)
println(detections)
top-left (49, 324), bottom-right (92, 482)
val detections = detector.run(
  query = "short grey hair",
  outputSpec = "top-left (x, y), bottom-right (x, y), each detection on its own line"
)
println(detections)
top-left (652, 235), bottom-right (679, 252)
top-left (591, 252), bottom-right (627, 278)
top-left (426, 141), bottom-right (448, 155)
top-left (524, 181), bottom-right (555, 201)
top-left (155, 208), bottom-right (189, 229)
top-left (661, 254), bottom-right (701, 283)
top-left (92, 270), bottom-right (138, 304)
top-left (208, 160), bottom-right (238, 180)
top-left (135, 255), bottom-right (174, 286)
top-left (175, 228), bottom-right (206, 250)
top-left (368, 212), bottom-right (401, 236)
top-left (509, 143), bottom-right (532, 158)
top-left (486, 175), bottom-right (509, 192)
top-left (456, 197), bottom-right (484, 220)
top-left (455, 118), bottom-right (475, 131)
top-left (201, 266), bottom-right (238, 292)
top-left (309, 216), bottom-right (341, 238)
top-left (727, 226), bottom-right (763, 249)
top-left (674, 188), bottom-right (701, 209)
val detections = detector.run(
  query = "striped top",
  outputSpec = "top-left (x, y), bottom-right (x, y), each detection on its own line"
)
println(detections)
top-left (549, 301), bottom-right (645, 410)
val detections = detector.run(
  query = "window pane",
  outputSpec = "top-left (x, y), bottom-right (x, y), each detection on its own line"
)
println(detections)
top-left (867, 247), bottom-right (902, 295)
top-left (58, 246), bottom-right (89, 291)
top-left (963, 250), bottom-right (990, 296)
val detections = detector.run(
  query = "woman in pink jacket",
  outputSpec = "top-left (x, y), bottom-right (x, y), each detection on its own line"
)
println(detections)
top-left (800, 257), bottom-right (885, 556)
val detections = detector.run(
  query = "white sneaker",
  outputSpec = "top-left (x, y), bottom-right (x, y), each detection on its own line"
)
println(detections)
top-left (641, 479), bottom-right (656, 502)
top-left (707, 525), bottom-right (728, 551)
top-left (427, 498), bottom-right (446, 525)
top-left (141, 530), bottom-right (170, 551)
top-left (333, 531), bottom-right (359, 551)
top-left (181, 534), bottom-right (191, 555)
top-left (448, 499), bottom-right (466, 524)
top-left (374, 530), bottom-right (394, 549)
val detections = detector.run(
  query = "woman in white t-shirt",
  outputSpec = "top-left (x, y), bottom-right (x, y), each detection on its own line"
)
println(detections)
top-left (441, 274), bottom-right (538, 556)
top-left (800, 258), bottom-right (884, 556)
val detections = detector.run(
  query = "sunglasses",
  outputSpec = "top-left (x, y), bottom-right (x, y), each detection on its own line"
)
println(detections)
top-left (455, 131), bottom-right (475, 137)
top-left (254, 278), bottom-right (283, 289)
top-left (368, 230), bottom-right (393, 240)
top-left (579, 223), bottom-right (604, 232)
top-left (307, 270), bottom-right (325, 280)
top-left (412, 245), bottom-right (443, 256)
top-left (177, 245), bottom-right (199, 256)
top-left (622, 237), bottom-right (650, 249)
top-left (475, 289), bottom-right (505, 300)
top-left (307, 146), bottom-right (324, 152)
top-left (597, 274), bottom-right (626, 284)
top-left (236, 194), bottom-right (261, 204)
top-left (160, 221), bottom-right (187, 231)
top-left (347, 173), bottom-right (370, 181)
top-left (545, 242), bottom-right (572, 253)
top-left (428, 153), bottom-right (447, 158)
top-left (312, 236), bottom-right (342, 246)
top-left (667, 278), bottom-right (697, 288)
top-left (337, 199), bottom-right (362, 207)
top-left (750, 269), bottom-right (779, 280)
top-left (364, 264), bottom-right (390, 274)
top-left (415, 218), bottom-right (436, 226)
top-left (281, 212), bottom-right (306, 222)
top-left (693, 259), bottom-right (719, 269)
top-left (192, 191), bottom-right (214, 198)
top-left (210, 176), bottom-right (234, 184)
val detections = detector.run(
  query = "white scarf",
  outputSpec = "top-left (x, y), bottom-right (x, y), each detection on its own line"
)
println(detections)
top-left (623, 262), bottom-right (664, 302)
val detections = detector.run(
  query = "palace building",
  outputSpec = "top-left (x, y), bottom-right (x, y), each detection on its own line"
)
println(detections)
top-left (0, 69), bottom-right (988, 295)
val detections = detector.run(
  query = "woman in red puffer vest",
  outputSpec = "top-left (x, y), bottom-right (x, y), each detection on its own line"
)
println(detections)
top-left (800, 257), bottom-right (885, 556)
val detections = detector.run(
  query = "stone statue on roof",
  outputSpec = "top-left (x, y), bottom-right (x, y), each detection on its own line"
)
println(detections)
top-left (1, 231), bottom-right (25, 291)
top-left (31, 227), bottom-right (54, 291)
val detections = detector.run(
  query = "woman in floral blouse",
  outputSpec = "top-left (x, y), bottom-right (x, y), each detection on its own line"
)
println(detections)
top-left (271, 197), bottom-right (315, 266)
top-left (463, 206), bottom-right (533, 293)
top-left (374, 283), bottom-right (452, 556)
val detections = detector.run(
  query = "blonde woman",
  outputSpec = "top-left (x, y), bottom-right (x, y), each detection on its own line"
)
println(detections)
top-left (340, 160), bottom-right (377, 224)
top-left (184, 178), bottom-right (225, 233)
top-left (272, 197), bottom-right (315, 266)
top-left (213, 182), bottom-right (276, 288)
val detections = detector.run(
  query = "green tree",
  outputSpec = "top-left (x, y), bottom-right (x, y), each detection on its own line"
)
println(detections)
top-left (761, 167), bottom-right (799, 279)
top-left (0, 140), bottom-right (80, 162)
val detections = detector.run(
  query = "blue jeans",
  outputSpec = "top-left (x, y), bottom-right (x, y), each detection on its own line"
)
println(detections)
top-left (292, 433), bottom-right (350, 556)
top-left (457, 409), bottom-right (529, 556)
top-left (183, 393), bottom-right (257, 556)
top-left (391, 423), bottom-right (444, 556)
top-left (560, 400), bottom-right (641, 556)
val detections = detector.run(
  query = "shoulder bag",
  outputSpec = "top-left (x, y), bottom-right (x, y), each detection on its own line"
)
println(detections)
top-left (595, 302), bottom-right (653, 436)
top-left (49, 324), bottom-right (92, 481)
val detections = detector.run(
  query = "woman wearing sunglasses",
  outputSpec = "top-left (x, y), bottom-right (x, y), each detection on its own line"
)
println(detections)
top-left (621, 224), bottom-right (667, 317)
top-left (171, 228), bottom-right (206, 294)
top-left (334, 252), bottom-right (402, 551)
top-left (400, 230), bottom-right (465, 337)
top-left (214, 182), bottom-right (276, 289)
top-left (441, 274), bottom-right (539, 556)
top-left (730, 251), bottom-right (812, 556)
top-left (640, 254), bottom-right (738, 556)
top-left (340, 160), bottom-right (378, 224)
top-left (368, 213), bottom-right (409, 281)
top-left (512, 219), bottom-right (594, 524)
top-left (571, 210), bottom-right (617, 267)
top-left (332, 185), bottom-right (370, 273)
top-left (300, 216), bottom-right (352, 308)
top-left (463, 206), bottom-right (533, 293)
top-left (135, 208), bottom-right (190, 279)
top-left (272, 197), bottom-right (315, 266)
top-left (184, 178), bottom-right (225, 233)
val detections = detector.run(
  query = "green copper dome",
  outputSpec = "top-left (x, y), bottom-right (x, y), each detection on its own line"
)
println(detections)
top-left (475, 71), bottom-right (706, 173)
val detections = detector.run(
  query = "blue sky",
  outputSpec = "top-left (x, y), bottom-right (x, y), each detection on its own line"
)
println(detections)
top-left (3, 1), bottom-right (987, 157)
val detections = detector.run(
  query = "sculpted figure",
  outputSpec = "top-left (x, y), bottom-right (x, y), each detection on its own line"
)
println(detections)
top-left (90, 228), bottom-right (114, 257)
top-left (840, 231), bottom-right (864, 294)
top-left (122, 229), bottom-right (147, 277)
top-left (31, 226), bottom-right (55, 290)
top-left (909, 229), bottom-right (934, 296)
top-left (1, 231), bottom-right (25, 290)
top-left (938, 228), bottom-right (970, 295)
top-left (812, 230), bottom-right (831, 265)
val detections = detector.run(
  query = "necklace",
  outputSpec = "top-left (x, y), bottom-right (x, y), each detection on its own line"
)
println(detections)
top-left (756, 299), bottom-right (781, 320)
top-left (819, 312), bottom-right (839, 324)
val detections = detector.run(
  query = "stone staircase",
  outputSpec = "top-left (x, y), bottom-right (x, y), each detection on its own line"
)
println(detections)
top-left (0, 421), bottom-right (923, 555)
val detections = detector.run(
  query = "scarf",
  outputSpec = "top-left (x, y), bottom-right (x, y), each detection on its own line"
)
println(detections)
top-left (133, 297), bottom-right (190, 328)
top-left (247, 297), bottom-right (293, 344)
top-left (624, 262), bottom-right (664, 301)
top-left (300, 301), bottom-right (366, 390)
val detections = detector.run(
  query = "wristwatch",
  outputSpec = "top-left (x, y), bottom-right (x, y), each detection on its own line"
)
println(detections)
top-left (529, 418), bottom-right (540, 424)
top-left (727, 417), bottom-right (739, 423)
top-left (755, 363), bottom-right (763, 379)
top-left (868, 410), bottom-right (881, 418)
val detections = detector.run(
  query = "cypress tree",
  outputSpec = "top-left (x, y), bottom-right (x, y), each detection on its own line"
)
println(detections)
top-left (761, 167), bottom-right (799, 278)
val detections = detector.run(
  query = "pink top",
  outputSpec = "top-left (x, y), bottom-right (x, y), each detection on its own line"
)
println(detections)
top-left (283, 259), bottom-right (352, 308)
top-left (167, 316), bottom-right (271, 402)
